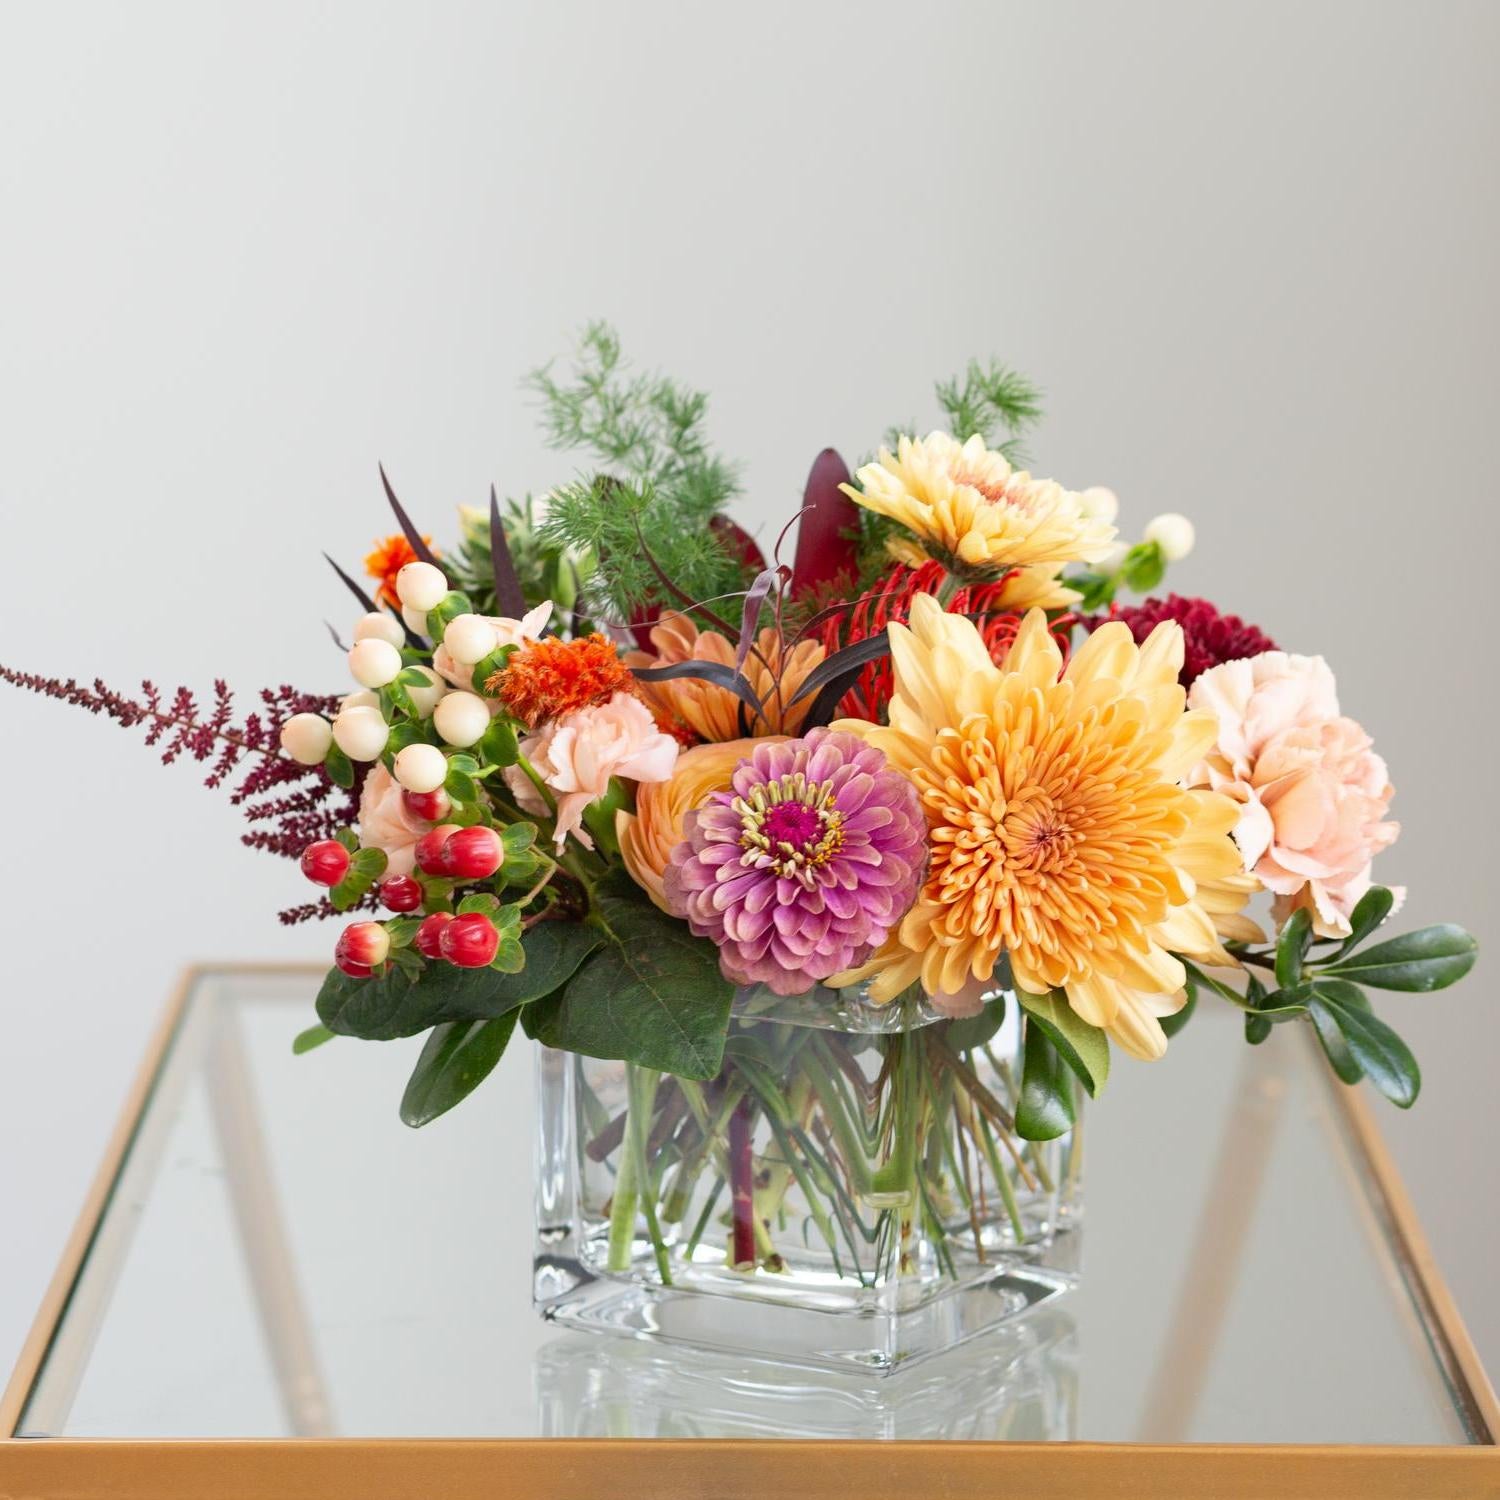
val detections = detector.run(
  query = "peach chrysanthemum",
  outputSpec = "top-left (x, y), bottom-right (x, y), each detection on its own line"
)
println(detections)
top-left (488, 633), bottom-right (633, 727)
top-left (844, 432), bottom-right (1115, 580)
top-left (832, 595), bottom-right (1248, 1061)
top-left (364, 533), bottom-right (437, 609)
top-left (625, 612), bottom-right (825, 742)
top-left (617, 737), bottom-right (771, 912)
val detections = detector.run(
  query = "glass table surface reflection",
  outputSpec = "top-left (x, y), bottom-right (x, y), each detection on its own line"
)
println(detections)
top-left (13, 968), bottom-right (1491, 1445)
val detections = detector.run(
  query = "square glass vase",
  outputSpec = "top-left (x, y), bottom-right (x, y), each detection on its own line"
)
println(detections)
top-left (533, 983), bottom-right (1081, 1373)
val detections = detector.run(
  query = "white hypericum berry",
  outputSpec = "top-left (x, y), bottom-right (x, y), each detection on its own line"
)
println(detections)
top-left (433, 691), bottom-right (491, 748)
top-left (279, 712), bottom-right (333, 766)
top-left (1143, 512), bottom-right (1196, 562)
top-left (1099, 541), bottom-right (1130, 573)
top-left (340, 689), bottom-right (380, 712)
top-left (395, 561), bottom-right (448, 612)
top-left (403, 664), bottom-right (446, 718)
top-left (401, 603), bottom-right (432, 636)
top-left (353, 611), bottom-right (405, 648)
top-left (393, 743), bottom-right (448, 795)
top-left (441, 613), bottom-right (497, 666)
top-left (348, 638), bottom-right (403, 689)
top-left (1080, 486), bottom-right (1120, 524)
top-left (331, 706), bottom-right (389, 762)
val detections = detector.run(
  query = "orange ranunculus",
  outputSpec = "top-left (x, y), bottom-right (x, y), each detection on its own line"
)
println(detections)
top-left (364, 534), bottom-right (438, 609)
top-left (625, 613), bottom-right (825, 743)
top-left (617, 737), bottom-right (769, 911)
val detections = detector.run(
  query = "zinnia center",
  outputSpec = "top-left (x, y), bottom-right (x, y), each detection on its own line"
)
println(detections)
top-left (736, 773), bottom-right (844, 884)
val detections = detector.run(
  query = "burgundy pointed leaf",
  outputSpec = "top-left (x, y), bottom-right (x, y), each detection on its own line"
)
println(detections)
top-left (378, 464), bottom-right (440, 566)
top-left (632, 659), bottom-right (765, 722)
top-left (735, 569), bottom-right (780, 670)
top-left (790, 448), bottom-right (860, 600)
top-left (488, 486), bottom-right (527, 619)
top-left (323, 552), bottom-right (423, 650)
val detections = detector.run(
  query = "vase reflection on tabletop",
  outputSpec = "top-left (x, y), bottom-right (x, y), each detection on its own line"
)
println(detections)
top-left (534, 1303), bottom-right (1079, 1441)
top-left (534, 980), bottom-right (1081, 1373)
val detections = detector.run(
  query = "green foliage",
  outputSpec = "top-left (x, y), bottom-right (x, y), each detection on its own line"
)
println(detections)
top-left (1017, 1021), bottom-right (1076, 1141)
top-left (933, 358), bottom-right (1045, 464)
top-left (531, 881), bottom-right (735, 1078)
top-left (1017, 988), bottom-right (1109, 1097)
top-left (291, 1023), bottom-right (335, 1055)
top-left (529, 323), bottom-right (751, 623)
top-left (449, 493), bottom-right (590, 623)
top-left (400, 1015), bottom-right (519, 1127)
top-left (315, 922), bottom-right (600, 1040)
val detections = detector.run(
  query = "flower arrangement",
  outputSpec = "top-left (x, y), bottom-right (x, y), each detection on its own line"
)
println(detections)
top-left (4, 325), bottom-right (1476, 1356)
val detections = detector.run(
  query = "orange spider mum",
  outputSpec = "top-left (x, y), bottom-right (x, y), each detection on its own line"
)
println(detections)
top-left (488, 633), bottom-right (634, 727)
top-left (364, 534), bottom-right (437, 609)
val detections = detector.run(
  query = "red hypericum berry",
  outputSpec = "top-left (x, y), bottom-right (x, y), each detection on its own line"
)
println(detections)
top-left (379, 874), bottom-right (423, 913)
top-left (300, 840), bottom-right (351, 887)
top-left (337, 921), bottom-right (390, 969)
top-left (445, 825), bottom-right (504, 881)
top-left (403, 787), bottom-right (451, 822)
top-left (335, 953), bottom-right (372, 978)
top-left (415, 823), bottom-right (463, 875)
top-left (414, 911), bottom-right (454, 959)
top-left (440, 912), bottom-right (499, 968)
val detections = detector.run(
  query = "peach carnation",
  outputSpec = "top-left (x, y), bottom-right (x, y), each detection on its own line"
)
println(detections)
top-left (1187, 652), bottom-right (1401, 938)
top-left (356, 763), bottom-right (431, 876)
top-left (506, 690), bottom-right (679, 851)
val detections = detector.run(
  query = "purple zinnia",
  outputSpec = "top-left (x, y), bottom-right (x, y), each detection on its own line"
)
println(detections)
top-left (664, 728), bottom-right (927, 995)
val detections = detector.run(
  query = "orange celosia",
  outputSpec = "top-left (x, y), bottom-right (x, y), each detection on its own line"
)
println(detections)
top-left (488, 634), bottom-right (634, 727)
top-left (364, 534), bottom-right (438, 609)
top-left (626, 613), bottom-right (825, 742)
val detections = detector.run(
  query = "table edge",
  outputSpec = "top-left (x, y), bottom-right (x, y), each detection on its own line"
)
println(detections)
top-left (3, 962), bottom-right (1496, 1462)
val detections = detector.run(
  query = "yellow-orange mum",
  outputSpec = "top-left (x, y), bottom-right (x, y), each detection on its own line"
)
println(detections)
top-left (832, 595), bottom-right (1246, 1060)
top-left (617, 737), bottom-right (770, 911)
top-left (844, 432), bottom-right (1115, 579)
top-left (488, 633), bottom-right (633, 727)
top-left (626, 613), bottom-right (825, 742)
top-left (364, 533), bottom-right (437, 609)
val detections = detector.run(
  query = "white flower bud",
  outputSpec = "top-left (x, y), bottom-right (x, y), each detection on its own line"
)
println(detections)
top-left (279, 712), bottom-right (332, 766)
top-left (442, 613), bottom-right (497, 666)
top-left (403, 664), bottom-right (446, 718)
top-left (1143, 512), bottom-right (1195, 562)
top-left (393, 743), bottom-right (448, 795)
top-left (1099, 541), bottom-right (1130, 573)
top-left (1080, 486), bottom-right (1120, 524)
top-left (434, 691), bottom-right (491, 748)
top-left (395, 561), bottom-right (448, 612)
top-left (331, 706), bottom-right (389, 762)
top-left (402, 603), bottom-right (432, 637)
top-left (348, 638), bottom-right (403, 689)
top-left (352, 612), bottom-right (404, 648)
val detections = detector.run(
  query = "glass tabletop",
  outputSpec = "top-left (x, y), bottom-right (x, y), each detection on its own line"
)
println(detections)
top-left (12, 968), bottom-right (1491, 1445)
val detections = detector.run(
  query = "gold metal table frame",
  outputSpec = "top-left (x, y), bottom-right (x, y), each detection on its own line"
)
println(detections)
top-left (1, 964), bottom-right (1496, 1499)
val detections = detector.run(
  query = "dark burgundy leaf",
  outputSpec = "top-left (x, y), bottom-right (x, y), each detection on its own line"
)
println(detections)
top-left (735, 569), bottom-right (780, 670)
top-left (378, 463), bottom-right (440, 566)
top-left (790, 448), bottom-right (860, 600)
top-left (488, 485), bottom-right (527, 619)
top-left (632, 659), bottom-right (765, 721)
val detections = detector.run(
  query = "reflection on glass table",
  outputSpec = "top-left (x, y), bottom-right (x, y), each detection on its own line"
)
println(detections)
top-left (11, 968), bottom-right (1494, 1445)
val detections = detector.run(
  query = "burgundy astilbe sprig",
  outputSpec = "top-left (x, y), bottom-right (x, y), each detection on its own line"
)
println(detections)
top-left (0, 667), bottom-right (363, 917)
top-left (1087, 594), bottom-right (1278, 687)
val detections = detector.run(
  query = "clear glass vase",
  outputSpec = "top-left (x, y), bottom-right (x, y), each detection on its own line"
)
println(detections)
top-left (533, 983), bottom-right (1081, 1372)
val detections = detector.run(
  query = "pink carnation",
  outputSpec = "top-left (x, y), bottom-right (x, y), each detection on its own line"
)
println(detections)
top-left (507, 690), bottom-right (678, 850)
top-left (1187, 652), bottom-right (1401, 937)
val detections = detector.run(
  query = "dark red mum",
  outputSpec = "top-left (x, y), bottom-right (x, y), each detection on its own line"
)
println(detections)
top-left (1091, 594), bottom-right (1277, 687)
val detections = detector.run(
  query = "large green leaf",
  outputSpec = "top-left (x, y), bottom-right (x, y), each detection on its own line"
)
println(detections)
top-left (1330, 886), bottom-right (1396, 959)
top-left (1275, 907), bottom-right (1313, 989)
top-left (1016, 989), bottom-right (1109, 1097)
top-left (316, 921), bottom-right (601, 1040)
top-left (1308, 994), bottom-right (1421, 1108)
top-left (1016, 1023), bottom-right (1076, 1141)
top-left (400, 1013), bottom-right (518, 1127)
top-left (943, 994), bottom-right (1007, 1053)
top-left (1323, 924), bottom-right (1478, 992)
top-left (539, 889), bottom-right (734, 1079)
top-left (1306, 981), bottom-right (1368, 1084)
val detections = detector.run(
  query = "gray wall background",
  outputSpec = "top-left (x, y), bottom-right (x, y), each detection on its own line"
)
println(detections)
top-left (2, 0), bottom-right (1496, 1388)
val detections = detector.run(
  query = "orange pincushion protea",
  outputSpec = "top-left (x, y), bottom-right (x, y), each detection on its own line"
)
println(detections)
top-left (364, 534), bottom-right (437, 608)
top-left (488, 633), bottom-right (634, 727)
